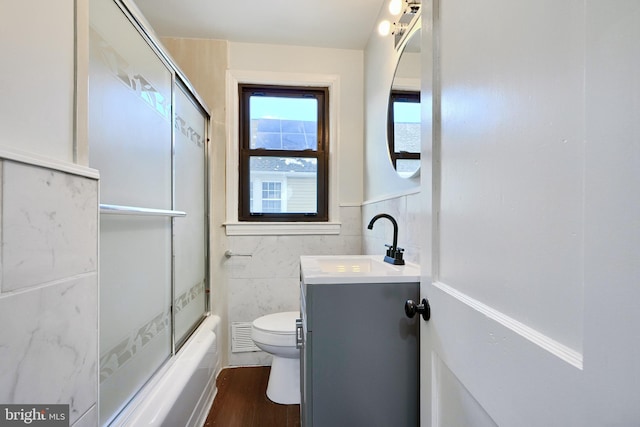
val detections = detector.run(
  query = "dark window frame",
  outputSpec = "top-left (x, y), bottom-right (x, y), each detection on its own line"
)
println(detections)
top-left (387, 89), bottom-right (421, 169)
top-left (238, 84), bottom-right (329, 222)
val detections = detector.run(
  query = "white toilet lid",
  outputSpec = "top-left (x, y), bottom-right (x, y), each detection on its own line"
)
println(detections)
top-left (252, 311), bottom-right (299, 334)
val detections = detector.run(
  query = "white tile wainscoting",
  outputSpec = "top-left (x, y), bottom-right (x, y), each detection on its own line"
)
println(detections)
top-left (225, 205), bottom-right (362, 366)
top-left (0, 157), bottom-right (99, 427)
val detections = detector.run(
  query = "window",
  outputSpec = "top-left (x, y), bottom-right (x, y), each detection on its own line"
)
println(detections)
top-left (239, 84), bottom-right (329, 222)
top-left (388, 90), bottom-right (421, 177)
top-left (261, 182), bottom-right (282, 212)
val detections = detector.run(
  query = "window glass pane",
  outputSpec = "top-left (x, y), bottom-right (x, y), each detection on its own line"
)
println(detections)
top-left (393, 101), bottom-right (421, 154)
top-left (249, 96), bottom-right (318, 150)
top-left (249, 156), bottom-right (318, 214)
top-left (396, 159), bottom-right (421, 178)
top-left (282, 133), bottom-right (308, 150)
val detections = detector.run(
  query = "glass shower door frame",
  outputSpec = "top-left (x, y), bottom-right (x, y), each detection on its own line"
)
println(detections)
top-left (92, 0), bottom-right (211, 424)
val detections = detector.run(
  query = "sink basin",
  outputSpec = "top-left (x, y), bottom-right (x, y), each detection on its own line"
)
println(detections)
top-left (300, 255), bottom-right (420, 284)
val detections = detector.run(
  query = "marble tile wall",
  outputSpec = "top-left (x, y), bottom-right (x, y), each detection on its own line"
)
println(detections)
top-left (225, 206), bottom-right (362, 366)
top-left (362, 192), bottom-right (422, 266)
top-left (0, 159), bottom-right (98, 427)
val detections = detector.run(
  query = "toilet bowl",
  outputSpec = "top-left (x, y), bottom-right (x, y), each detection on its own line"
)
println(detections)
top-left (251, 311), bottom-right (301, 405)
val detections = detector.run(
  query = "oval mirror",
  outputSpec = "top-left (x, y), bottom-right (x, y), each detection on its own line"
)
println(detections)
top-left (387, 22), bottom-right (421, 179)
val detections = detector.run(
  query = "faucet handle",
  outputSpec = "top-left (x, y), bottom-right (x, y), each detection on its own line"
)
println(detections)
top-left (385, 244), bottom-right (404, 253)
top-left (384, 244), bottom-right (395, 257)
top-left (384, 244), bottom-right (405, 265)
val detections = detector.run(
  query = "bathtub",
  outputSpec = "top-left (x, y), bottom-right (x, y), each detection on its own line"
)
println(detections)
top-left (111, 315), bottom-right (221, 427)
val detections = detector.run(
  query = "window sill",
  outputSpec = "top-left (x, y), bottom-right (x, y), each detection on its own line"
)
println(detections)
top-left (224, 221), bottom-right (341, 236)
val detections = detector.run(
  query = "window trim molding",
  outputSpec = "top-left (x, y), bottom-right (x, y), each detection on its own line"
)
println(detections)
top-left (225, 69), bottom-right (341, 236)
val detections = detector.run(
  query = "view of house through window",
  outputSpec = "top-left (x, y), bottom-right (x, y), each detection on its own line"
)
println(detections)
top-left (239, 85), bottom-right (328, 221)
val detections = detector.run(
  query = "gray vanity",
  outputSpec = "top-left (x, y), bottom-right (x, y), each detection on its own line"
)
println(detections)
top-left (299, 255), bottom-right (420, 426)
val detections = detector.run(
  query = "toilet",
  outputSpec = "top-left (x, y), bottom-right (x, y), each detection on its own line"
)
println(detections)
top-left (251, 311), bottom-right (301, 405)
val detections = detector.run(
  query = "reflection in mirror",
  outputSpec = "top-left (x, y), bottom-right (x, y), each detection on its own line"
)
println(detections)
top-left (388, 24), bottom-right (421, 178)
top-left (388, 90), bottom-right (420, 177)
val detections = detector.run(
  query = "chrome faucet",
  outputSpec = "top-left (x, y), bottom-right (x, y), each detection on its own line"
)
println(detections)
top-left (367, 213), bottom-right (405, 265)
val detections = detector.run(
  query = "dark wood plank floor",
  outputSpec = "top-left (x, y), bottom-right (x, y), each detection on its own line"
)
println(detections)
top-left (204, 366), bottom-right (301, 427)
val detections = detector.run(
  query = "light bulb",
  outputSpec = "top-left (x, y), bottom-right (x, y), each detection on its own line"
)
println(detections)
top-left (389, 0), bottom-right (403, 16)
top-left (378, 20), bottom-right (391, 36)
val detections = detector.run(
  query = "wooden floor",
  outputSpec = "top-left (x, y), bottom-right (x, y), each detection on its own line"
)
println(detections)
top-left (204, 366), bottom-right (301, 427)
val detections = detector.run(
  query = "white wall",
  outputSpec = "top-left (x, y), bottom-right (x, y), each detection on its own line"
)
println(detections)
top-left (0, 1), bottom-right (76, 163)
top-left (0, 2), bottom-right (99, 426)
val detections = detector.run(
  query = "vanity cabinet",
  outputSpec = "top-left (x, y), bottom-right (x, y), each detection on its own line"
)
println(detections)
top-left (299, 255), bottom-right (420, 426)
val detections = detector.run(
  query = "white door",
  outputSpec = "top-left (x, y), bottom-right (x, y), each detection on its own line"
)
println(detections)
top-left (420, 1), bottom-right (640, 426)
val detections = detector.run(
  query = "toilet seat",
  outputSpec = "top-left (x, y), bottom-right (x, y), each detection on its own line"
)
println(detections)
top-left (252, 311), bottom-right (298, 347)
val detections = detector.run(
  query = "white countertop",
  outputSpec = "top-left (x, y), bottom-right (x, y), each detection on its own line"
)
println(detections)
top-left (300, 255), bottom-right (420, 284)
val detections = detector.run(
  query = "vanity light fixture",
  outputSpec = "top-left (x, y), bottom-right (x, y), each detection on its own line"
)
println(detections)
top-left (392, 22), bottom-right (409, 36)
top-left (406, 0), bottom-right (421, 14)
top-left (393, 0), bottom-right (421, 48)
top-left (379, 0), bottom-right (421, 45)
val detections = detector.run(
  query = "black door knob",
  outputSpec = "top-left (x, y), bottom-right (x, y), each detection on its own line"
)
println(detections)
top-left (405, 298), bottom-right (430, 321)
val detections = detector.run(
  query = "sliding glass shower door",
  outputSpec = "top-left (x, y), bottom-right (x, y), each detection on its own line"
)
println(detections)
top-left (89, 0), bottom-right (209, 425)
top-left (174, 82), bottom-right (208, 348)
